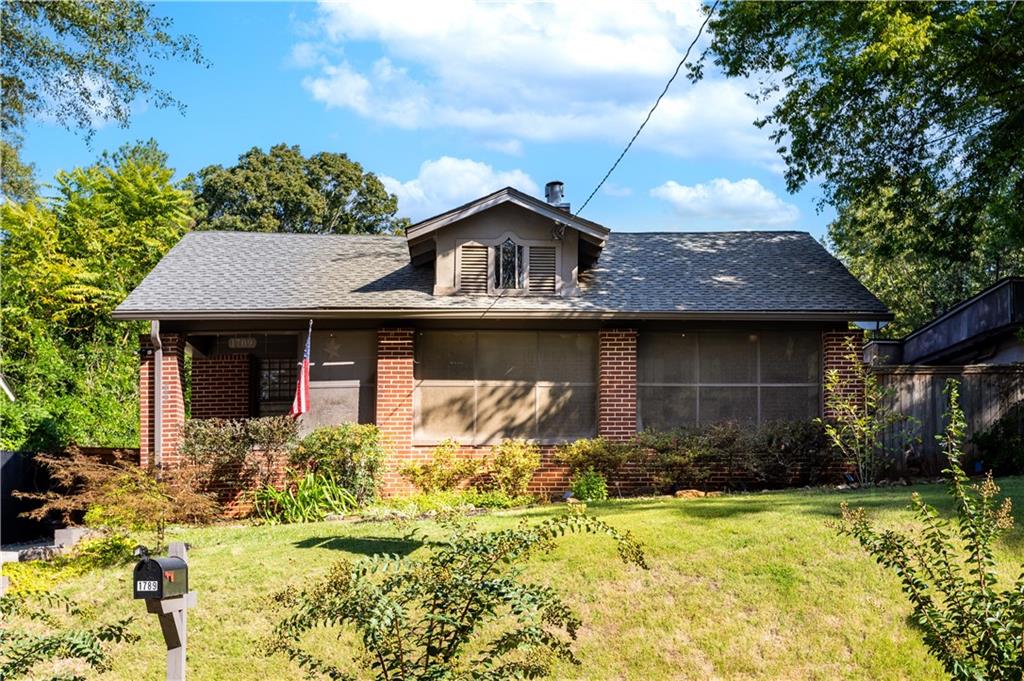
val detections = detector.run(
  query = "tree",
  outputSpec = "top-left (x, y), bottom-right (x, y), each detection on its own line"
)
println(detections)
top-left (1, 0), bottom-right (206, 144)
top-left (190, 143), bottom-right (408, 234)
top-left (0, 141), bottom-right (192, 451)
top-left (697, 2), bottom-right (1024, 334)
top-left (1, 141), bottom-right (36, 203)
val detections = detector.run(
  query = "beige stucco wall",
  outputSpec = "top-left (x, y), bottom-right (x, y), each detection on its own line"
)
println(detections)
top-left (431, 203), bottom-right (580, 296)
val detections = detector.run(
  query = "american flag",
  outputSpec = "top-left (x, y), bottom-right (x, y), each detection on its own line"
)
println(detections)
top-left (290, 320), bottom-right (312, 417)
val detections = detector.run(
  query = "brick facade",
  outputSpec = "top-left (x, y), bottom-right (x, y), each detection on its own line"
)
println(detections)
top-left (139, 333), bottom-right (186, 469)
top-left (822, 329), bottom-right (866, 419)
top-left (190, 354), bottom-right (252, 420)
top-left (375, 328), bottom-right (416, 495)
top-left (598, 328), bottom-right (638, 441)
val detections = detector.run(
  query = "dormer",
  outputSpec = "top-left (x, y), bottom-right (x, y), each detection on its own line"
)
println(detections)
top-left (406, 183), bottom-right (609, 297)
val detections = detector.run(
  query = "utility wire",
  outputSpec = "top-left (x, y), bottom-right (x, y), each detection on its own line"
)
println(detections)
top-left (575, 0), bottom-right (720, 216)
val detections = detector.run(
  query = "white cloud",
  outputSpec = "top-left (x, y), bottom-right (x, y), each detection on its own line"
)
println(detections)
top-left (483, 138), bottom-right (523, 156)
top-left (601, 182), bottom-right (633, 198)
top-left (381, 156), bottom-right (538, 221)
top-left (298, 1), bottom-right (775, 163)
top-left (650, 178), bottom-right (800, 229)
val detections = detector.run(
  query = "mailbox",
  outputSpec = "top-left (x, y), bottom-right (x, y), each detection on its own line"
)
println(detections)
top-left (133, 556), bottom-right (188, 599)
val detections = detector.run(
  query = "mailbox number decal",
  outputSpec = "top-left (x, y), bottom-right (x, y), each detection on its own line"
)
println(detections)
top-left (137, 580), bottom-right (159, 592)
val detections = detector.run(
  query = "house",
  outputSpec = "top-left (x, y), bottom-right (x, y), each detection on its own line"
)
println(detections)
top-left (114, 182), bottom-right (890, 494)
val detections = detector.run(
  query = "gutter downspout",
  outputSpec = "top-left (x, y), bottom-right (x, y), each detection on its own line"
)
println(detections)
top-left (149, 320), bottom-right (162, 469)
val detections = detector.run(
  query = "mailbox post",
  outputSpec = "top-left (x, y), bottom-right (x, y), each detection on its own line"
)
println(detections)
top-left (134, 542), bottom-right (197, 681)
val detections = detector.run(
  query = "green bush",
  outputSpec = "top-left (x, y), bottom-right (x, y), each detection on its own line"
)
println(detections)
top-left (1, 532), bottom-right (135, 594)
top-left (0, 590), bottom-right (138, 680)
top-left (570, 467), bottom-right (608, 501)
top-left (290, 423), bottom-right (384, 505)
top-left (836, 379), bottom-right (1024, 678)
top-left (638, 427), bottom-right (715, 491)
top-left (970, 402), bottom-right (1024, 476)
top-left (180, 415), bottom-right (299, 489)
top-left (400, 438), bottom-right (482, 493)
top-left (556, 437), bottom-right (636, 477)
top-left (252, 470), bottom-right (357, 525)
top-left (488, 439), bottom-right (541, 496)
top-left (751, 419), bottom-right (837, 486)
top-left (265, 507), bottom-right (647, 680)
top-left (380, 489), bottom-right (535, 515)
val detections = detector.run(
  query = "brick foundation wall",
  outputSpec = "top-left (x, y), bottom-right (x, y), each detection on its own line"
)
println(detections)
top-left (191, 354), bottom-right (252, 419)
top-left (598, 328), bottom-right (638, 441)
top-left (139, 333), bottom-right (186, 469)
top-left (822, 329), bottom-right (866, 419)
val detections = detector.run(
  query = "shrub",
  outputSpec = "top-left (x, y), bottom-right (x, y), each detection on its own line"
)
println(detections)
top-left (556, 437), bottom-right (635, 477)
top-left (0, 590), bottom-right (138, 680)
top-left (749, 420), bottom-right (837, 487)
top-left (290, 424), bottom-right (384, 505)
top-left (380, 489), bottom-right (535, 515)
top-left (639, 427), bottom-right (715, 491)
top-left (835, 379), bottom-right (1024, 677)
top-left (970, 402), bottom-right (1024, 476)
top-left (570, 467), bottom-right (608, 501)
top-left (489, 439), bottom-right (541, 496)
top-left (1, 533), bottom-right (135, 594)
top-left (820, 336), bottom-right (915, 484)
top-left (264, 507), bottom-right (647, 680)
top-left (252, 469), bottom-right (357, 525)
top-left (180, 415), bottom-right (299, 489)
top-left (401, 438), bottom-right (482, 493)
top-left (15, 447), bottom-right (219, 535)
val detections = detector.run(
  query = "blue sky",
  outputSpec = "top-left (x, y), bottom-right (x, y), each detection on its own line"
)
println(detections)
top-left (21, 1), bottom-right (834, 238)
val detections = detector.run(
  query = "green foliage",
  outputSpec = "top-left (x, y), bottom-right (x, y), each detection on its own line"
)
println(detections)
top-left (1, 0), bottom-right (205, 144)
top-left (488, 439), bottom-right (541, 497)
top-left (970, 403), bottom-right (1024, 477)
top-left (0, 588), bottom-right (138, 680)
top-left (820, 337), bottom-right (915, 484)
top-left (401, 439), bottom-right (483, 493)
top-left (189, 143), bottom-right (408, 234)
top-left (290, 424), bottom-right (384, 505)
top-left (638, 427), bottom-right (715, 492)
top-left (836, 379), bottom-right (1024, 678)
top-left (252, 470), bottom-right (357, 525)
top-left (556, 437), bottom-right (634, 478)
top-left (379, 489), bottom-right (535, 516)
top-left (264, 508), bottom-right (647, 680)
top-left (1, 533), bottom-right (135, 595)
top-left (751, 419), bottom-right (837, 487)
top-left (180, 416), bottom-right (299, 491)
top-left (0, 143), bottom-right (193, 451)
top-left (1, 141), bottom-right (35, 203)
top-left (569, 468), bottom-right (608, 502)
top-left (699, 2), bottom-right (1024, 335)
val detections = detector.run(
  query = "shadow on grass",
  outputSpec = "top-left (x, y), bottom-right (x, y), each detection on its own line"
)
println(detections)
top-left (293, 535), bottom-right (424, 557)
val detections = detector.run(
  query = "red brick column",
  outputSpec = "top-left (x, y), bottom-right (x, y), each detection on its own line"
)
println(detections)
top-left (598, 328), bottom-right (638, 441)
top-left (822, 329), bottom-right (866, 419)
top-left (376, 328), bottom-right (415, 494)
top-left (191, 354), bottom-right (253, 419)
top-left (139, 333), bottom-right (186, 469)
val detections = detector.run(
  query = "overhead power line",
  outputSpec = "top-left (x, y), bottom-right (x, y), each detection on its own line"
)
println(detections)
top-left (575, 0), bottom-right (720, 216)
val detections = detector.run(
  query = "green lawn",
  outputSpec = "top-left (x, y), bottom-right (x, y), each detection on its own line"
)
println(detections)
top-left (39, 478), bottom-right (1024, 679)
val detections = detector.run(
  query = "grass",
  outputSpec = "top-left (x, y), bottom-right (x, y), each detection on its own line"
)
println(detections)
top-left (16, 477), bottom-right (1024, 680)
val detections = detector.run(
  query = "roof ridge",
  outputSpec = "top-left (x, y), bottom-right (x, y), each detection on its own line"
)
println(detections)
top-left (612, 230), bottom-right (813, 236)
top-left (185, 230), bottom-right (403, 238)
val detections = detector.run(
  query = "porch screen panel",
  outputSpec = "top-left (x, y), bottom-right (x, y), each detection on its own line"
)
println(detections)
top-left (306, 330), bottom-right (377, 426)
top-left (639, 330), bottom-right (821, 429)
top-left (415, 330), bottom-right (597, 444)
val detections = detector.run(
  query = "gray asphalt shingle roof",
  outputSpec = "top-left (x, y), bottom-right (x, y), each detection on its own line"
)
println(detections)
top-left (114, 230), bottom-right (889, 318)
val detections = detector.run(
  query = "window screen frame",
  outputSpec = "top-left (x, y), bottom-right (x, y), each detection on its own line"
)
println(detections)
top-left (637, 330), bottom-right (822, 430)
top-left (413, 330), bottom-right (597, 445)
top-left (455, 233), bottom-right (562, 296)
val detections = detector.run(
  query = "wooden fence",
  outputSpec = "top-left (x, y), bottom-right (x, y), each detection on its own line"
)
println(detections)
top-left (874, 364), bottom-right (1024, 475)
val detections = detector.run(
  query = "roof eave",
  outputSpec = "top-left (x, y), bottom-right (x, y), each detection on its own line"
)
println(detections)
top-left (112, 307), bottom-right (893, 322)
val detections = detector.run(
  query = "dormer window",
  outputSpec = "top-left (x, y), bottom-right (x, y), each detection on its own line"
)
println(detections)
top-left (496, 237), bottom-right (525, 290)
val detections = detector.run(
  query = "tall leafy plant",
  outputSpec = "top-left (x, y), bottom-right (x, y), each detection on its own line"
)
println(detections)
top-left (820, 336), bottom-right (913, 484)
top-left (836, 380), bottom-right (1024, 678)
top-left (265, 507), bottom-right (647, 679)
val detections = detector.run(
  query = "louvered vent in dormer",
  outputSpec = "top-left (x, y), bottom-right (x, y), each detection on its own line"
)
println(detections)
top-left (459, 245), bottom-right (489, 293)
top-left (528, 246), bottom-right (557, 294)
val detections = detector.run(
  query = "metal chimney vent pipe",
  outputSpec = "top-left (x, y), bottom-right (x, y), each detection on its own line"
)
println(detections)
top-left (544, 180), bottom-right (570, 211)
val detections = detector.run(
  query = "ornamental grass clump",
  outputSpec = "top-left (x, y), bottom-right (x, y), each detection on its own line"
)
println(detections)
top-left (835, 379), bottom-right (1024, 679)
top-left (264, 507), bottom-right (647, 680)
